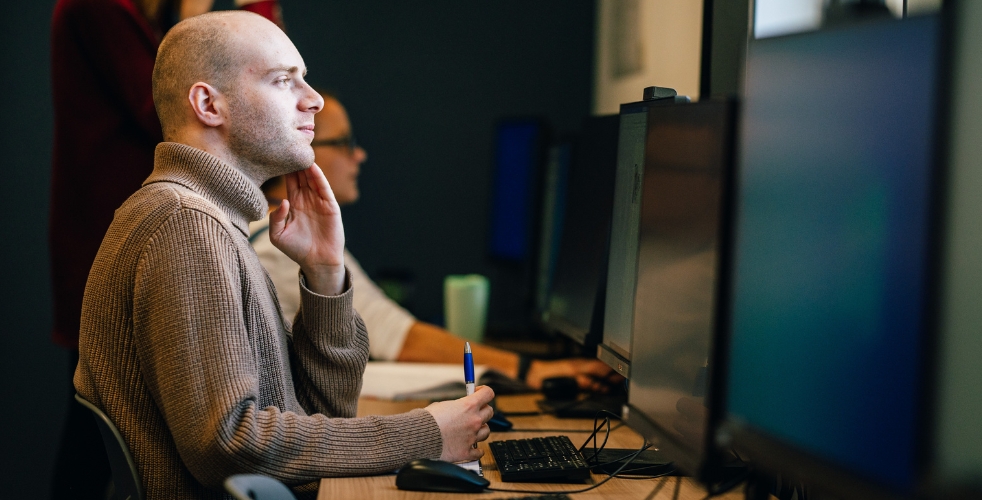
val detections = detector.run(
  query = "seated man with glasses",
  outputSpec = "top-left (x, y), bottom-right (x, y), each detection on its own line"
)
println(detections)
top-left (250, 91), bottom-right (618, 392)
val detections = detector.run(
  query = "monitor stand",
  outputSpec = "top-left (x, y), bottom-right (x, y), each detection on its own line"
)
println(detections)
top-left (537, 391), bottom-right (628, 419)
top-left (582, 447), bottom-right (677, 476)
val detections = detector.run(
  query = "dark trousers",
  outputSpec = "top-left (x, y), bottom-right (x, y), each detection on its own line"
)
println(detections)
top-left (50, 350), bottom-right (112, 499)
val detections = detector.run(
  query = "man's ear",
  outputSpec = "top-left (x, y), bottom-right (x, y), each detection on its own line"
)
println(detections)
top-left (187, 82), bottom-right (226, 128)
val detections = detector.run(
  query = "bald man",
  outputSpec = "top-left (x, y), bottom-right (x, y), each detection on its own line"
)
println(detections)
top-left (75, 11), bottom-right (493, 499)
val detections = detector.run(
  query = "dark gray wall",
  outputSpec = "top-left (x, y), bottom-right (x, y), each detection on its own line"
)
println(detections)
top-left (0, 0), bottom-right (594, 497)
top-left (288, 1), bottom-right (596, 328)
top-left (0, 1), bottom-right (64, 498)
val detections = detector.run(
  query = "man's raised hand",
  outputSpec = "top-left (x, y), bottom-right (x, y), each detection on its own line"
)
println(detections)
top-left (268, 164), bottom-right (346, 296)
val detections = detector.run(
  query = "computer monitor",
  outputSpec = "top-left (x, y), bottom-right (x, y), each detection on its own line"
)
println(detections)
top-left (598, 95), bottom-right (689, 377)
top-left (540, 115), bottom-right (620, 347)
top-left (700, 0), bottom-right (750, 98)
top-left (488, 118), bottom-right (546, 262)
top-left (717, 14), bottom-right (944, 499)
top-left (532, 140), bottom-right (572, 320)
top-left (620, 99), bottom-right (736, 480)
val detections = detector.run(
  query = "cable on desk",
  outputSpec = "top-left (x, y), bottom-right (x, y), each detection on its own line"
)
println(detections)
top-left (672, 475), bottom-right (682, 500)
top-left (508, 428), bottom-right (601, 433)
top-left (497, 410), bottom-right (544, 417)
top-left (643, 476), bottom-right (673, 500)
top-left (577, 411), bottom-right (676, 478)
top-left (577, 410), bottom-right (617, 463)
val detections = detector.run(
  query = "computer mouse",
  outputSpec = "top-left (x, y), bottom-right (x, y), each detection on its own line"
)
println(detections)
top-left (395, 458), bottom-right (490, 493)
top-left (541, 376), bottom-right (579, 401)
top-left (488, 409), bottom-right (513, 432)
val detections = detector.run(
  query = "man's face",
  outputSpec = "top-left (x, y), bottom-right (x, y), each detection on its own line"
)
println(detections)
top-left (225, 26), bottom-right (323, 180)
top-left (312, 98), bottom-right (367, 206)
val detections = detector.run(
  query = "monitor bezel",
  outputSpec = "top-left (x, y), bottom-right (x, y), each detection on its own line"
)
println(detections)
top-left (594, 96), bottom-right (692, 373)
top-left (538, 115), bottom-right (620, 349)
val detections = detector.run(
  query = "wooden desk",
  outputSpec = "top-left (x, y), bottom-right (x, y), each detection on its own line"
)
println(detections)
top-left (317, 395), bottom-right (745, 499)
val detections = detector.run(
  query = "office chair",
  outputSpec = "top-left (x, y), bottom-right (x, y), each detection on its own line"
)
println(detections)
top-left (224, 474), bottom-right (298, 500)
top-left (74, 393), bottom-right (144, 500)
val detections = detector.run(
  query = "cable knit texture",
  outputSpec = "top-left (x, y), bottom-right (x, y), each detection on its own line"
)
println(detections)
top-left (75, 142), bottom-right (443, 499)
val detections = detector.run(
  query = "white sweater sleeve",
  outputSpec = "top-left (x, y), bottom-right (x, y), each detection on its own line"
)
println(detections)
top-left (249, 215), bottom-right (416, 360)
top-left (344, 251), bottom-right (417, 361)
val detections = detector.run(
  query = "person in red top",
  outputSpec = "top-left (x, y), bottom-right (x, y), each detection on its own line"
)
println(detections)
top-left (48, 0), bottom-right (282, 497)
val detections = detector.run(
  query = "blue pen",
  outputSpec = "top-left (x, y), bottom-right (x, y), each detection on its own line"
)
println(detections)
top-left (464, 342), bottom-right (475, 396)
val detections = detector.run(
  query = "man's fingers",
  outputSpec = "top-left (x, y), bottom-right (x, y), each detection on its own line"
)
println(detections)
top-left (480, 405), bottom-right (495, 424)
top-left (269, 199), bottom-right (290, 233)
top-left (473, 385), bottom-right (495, 404)
top-left (304, 163), bottom-right (338, 204)
top-left (284, 171), bottom-right (300, 199)
top-left (477, 423), bottom-right (491, 442)
top-left (297, 168), bottom-right (308, 190)
top-left (580, 360), bottom-right (616, 378)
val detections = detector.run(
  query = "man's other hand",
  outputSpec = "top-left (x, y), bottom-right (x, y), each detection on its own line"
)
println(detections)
top-left (525, 358), bottom-right (623, 393)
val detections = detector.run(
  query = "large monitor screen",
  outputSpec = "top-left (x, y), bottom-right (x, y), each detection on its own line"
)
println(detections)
top-left (542, 116), bottom-right (619, 345)
top-left (723, 15), bottom-right (942, 494)
top-left (625, 100), bottom-right (733, 476)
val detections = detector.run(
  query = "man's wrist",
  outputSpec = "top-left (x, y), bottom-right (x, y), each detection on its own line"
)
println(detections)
top-left (300, 265), bottom-right (347, 296)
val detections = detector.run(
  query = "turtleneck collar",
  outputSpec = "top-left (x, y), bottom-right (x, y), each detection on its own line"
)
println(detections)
top-left (145, 142), bottom-right (268, 237)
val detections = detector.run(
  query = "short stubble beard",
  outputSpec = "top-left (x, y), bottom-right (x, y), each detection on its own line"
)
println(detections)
top-left (226, 91), bottom-right (314, 184)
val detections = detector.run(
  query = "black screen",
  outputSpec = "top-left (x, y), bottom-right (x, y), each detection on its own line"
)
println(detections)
top-left (723, 15), bottom-right (942, 494)
top-left (542, 116), bottom-right (619, 345)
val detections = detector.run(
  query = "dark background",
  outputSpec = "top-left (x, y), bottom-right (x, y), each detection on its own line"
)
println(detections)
top-left (0, 0), bottom-right (596, 497)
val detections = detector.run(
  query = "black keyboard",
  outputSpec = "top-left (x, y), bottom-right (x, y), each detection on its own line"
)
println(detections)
top-left (489, 436), bottom-right (592, 482)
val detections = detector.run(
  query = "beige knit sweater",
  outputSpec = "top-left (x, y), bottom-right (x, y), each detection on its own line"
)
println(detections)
top-left (75, 143), bottom-right (443, 499)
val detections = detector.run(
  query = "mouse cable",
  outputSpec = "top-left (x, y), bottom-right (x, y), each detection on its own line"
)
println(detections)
top-left (577, 410), bottom-right (626, 463)
top-left (496, 410), bottom-right (544, 417)
top-left (508, 427), bottom-right (600, 433)
top-left (581, 412), bottom-right (613, 457)
top-left (578, 412), bottom-right (678, 480)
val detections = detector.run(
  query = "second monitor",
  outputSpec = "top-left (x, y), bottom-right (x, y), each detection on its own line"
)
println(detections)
top-left (621, 98), bottom-right (737, 480)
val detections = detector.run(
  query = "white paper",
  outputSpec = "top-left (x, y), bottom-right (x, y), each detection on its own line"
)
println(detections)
top-left (458, 459), bottom-right (483, 476)
top-left (360, 361), bottom-right (488, 401)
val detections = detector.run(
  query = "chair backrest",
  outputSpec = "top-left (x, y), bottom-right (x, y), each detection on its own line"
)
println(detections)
top-left (224, 474), bottom-right (298, 500)
top-left (74, 393), bottom-right (144, 500)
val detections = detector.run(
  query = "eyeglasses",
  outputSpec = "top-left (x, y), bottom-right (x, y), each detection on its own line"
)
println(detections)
top-left (311, 134), bottom-right (358, 155)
